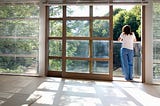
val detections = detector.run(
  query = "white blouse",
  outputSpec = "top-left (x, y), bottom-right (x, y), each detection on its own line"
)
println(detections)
top-left (119, 32), bottom-right (136, 50)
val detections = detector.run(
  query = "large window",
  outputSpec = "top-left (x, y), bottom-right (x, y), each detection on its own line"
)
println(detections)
top-left (153, 2), bottom-right (160, 80)
top-left (48, 5), bottom-right (111, 79)
top-left (0, 4), bottom-right (39, 74)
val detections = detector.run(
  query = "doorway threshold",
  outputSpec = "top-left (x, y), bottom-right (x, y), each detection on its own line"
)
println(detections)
top-left (113, 76), bottom-right (142, 83)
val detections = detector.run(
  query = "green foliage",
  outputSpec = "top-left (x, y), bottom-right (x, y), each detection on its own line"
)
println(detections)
top-left (67, 20), bottom-right (89, 37)
top-left (49, 59), bottom-right (61, 71)
top-left (0, 4), bottom-right (39, 73)
top-left (153, 3), bottom-right (160, 14)
top-left (93, 20), bottom-right (109, 37)
top-left (113, 8), bottom-right (125, 16)
top-left (113, 6), bottom-right (141, 41)
top-left (113, 10), bottom-right (126, 40)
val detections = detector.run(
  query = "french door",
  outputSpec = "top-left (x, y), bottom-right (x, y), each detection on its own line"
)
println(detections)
top-left (45, 5), bottom-right (113, 80)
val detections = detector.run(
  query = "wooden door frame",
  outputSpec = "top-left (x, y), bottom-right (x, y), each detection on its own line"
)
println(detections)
top-left (44, 4), bottom-right (146, 82)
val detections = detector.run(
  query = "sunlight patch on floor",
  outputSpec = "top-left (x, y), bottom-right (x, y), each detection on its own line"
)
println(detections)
top-left (121, 87), bottom-right (160, 106)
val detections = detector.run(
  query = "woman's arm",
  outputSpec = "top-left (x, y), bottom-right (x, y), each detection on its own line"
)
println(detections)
top-left (118, 37), bottom-right (122, 41)
top-left (118, 33), bottom-right (123, 41)
top-left (132, 32), bottom-right (137, 42)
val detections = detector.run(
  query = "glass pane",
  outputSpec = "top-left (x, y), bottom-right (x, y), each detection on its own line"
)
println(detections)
top-left (153, 3), bottom-right (160, 80)
top-left (0, 38), bottom-right (38, 55)
top-left (0, 57), bottom-right (38, 74)
top-left (66, 60), bottom-right (89, 73)
top-left (66, 20), bottom-right (89, 37)
top-left (93, 20), bottom-right (109, 37)
top-left (67, 5), bottom-right (89, 17)
top-left (153, 3), bottom-right (160, 39)
top-left (153, 64), bottom-right (160, 79)
top-left (0, 20), bottom-right (39, 37)
top-left (0, 4), bottom-right (39, 75)
top-left (49, 5), bottom-right (63, 18)
top-left (153, 41), bottom-right (160, 60)
top-left (92, 40), bottom-right (109, 58)
top-left (0, 5), bottom-right (39, 18)
top-left (66, 40), bottom-right (89, 57)
top-left (153, 41), bottom-right (160, 78)
top-left (49, 40), bottom-right (62, 56)
top-left (92, 61), bottom-right (109, 74)
top-left (49, 20), bottom-right (62, 37)
top-left (0, 38), bottom-right (16, 54)
top-left (93, 5), bottom-right (109, 17)
top-left (15, 39), bottom-right (38, 55)
top-left (49, 59), bottom-right (62, 71)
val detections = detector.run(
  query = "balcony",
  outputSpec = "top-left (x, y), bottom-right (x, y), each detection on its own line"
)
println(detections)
top-left (113, 41), bottom-right (141, 78)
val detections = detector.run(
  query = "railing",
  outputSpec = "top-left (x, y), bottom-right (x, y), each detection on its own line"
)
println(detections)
top-left (113, 41), bottom-right (141, 78)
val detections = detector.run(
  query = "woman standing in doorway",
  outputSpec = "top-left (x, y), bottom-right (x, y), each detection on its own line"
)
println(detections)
top-left (118, 25), bottom-right (137, 81)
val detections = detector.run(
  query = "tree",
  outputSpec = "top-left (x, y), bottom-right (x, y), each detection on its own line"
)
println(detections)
top-left (113, 6), bottom-right (141, 41)
top-left (113, 10), bottom-right (127, 40)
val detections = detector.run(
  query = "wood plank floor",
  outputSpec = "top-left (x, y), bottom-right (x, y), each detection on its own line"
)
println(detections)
top-left (0, 75), bottom-right (160, 106)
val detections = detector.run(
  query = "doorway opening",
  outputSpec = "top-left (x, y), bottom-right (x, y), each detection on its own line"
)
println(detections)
top-left (113, 5), bottom-right (142, 82)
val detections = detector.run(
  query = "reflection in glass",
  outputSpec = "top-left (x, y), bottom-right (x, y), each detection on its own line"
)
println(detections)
top-left (66, 20), bottom-right (89, 37)
top-left (66, 60), bottom-right (89, 73)
top-left (16, 39), bottom-right (38, 55)
top-left (67, 5), bottom-right (89, 17)
top-left (0, 39), bottom-right (38, 55)
top-left (153, 41), bottom-right (160, 60)
top-left (0, 57), bottom-right (38, 74)
top-left (92, 40), bottom-right (109, 58)
top-left (153, 42), bottom-right (160, 79)
top-left (93, 5), bottom-right (109, 17)
top-left (66, 40), bottom-right (89, 57)
top-left (0, 39), bottom-right (16, 54)
top-left (49, 40), bottom-right (62, 56)
top-left (0, 4), bottom-right (39, 74)
top-left (92, 61), bottom-right (109, 74)
top-left (0, 4), bottom-right (39, 18)
top-left (49, 20), bottom-right (62, 37)
top-left (93, 20), bottom-right (109, 37)
top-left (153, 3), bottom-right (160, 79)
top-left (49, 59), bottom-right (62, 71)
top-left (49, 5), bottom-right (62, 18)
top-left (0, 20), bottom-right (39, 36)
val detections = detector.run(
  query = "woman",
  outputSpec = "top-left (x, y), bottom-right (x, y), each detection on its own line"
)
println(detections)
top-left (118, 25), bottom-right (137, 81)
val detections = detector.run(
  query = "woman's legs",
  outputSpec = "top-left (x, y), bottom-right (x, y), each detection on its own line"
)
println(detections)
top-left (128, 50), bottom-right (134, 80)
top-left (121, 48), bottom-right (134, 80)
top-left (121, 48), bottom-right (129, 80)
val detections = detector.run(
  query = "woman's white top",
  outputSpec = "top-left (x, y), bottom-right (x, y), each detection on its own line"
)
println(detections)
top-left (119, 32), bottom-right (136, 50)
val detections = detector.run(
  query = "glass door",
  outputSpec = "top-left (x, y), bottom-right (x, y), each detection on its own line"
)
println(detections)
top-left (46, 5), bottom-right (113, 80)
top-left (153, 2), bottom-right (160, 81)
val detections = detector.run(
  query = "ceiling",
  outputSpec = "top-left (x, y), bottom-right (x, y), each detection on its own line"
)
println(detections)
top-left (0, 0), bottom-right (148, 5)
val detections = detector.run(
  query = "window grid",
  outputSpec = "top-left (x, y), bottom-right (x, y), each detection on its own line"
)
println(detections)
top-left (48, 5), bottom-right (112, 77)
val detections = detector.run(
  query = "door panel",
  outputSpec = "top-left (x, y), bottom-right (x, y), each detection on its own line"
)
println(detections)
top-left (46, 5), bottom-right (113, 80)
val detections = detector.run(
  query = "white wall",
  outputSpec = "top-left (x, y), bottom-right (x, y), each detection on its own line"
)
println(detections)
top-left (145, 1), bottom-right (153, 83)
top-left (39, 2), bottom-right (46, 76)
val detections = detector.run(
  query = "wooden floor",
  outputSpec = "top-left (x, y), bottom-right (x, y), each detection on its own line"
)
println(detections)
top-left (0, 75), bottom-right (160, 106)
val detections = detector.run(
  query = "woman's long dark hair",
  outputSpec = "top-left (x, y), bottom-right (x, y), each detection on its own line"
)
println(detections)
top-left (122, 25), bottom-right (132, 35)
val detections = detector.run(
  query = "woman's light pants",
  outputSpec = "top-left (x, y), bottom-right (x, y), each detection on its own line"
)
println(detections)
top-left (120, 48), bottom-right (134, 80)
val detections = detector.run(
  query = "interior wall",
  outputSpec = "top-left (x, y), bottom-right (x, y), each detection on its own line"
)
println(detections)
top-left (145, 0), bottom-right (153, 84)
top-left (39, 2), bottom-right (46, 76)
